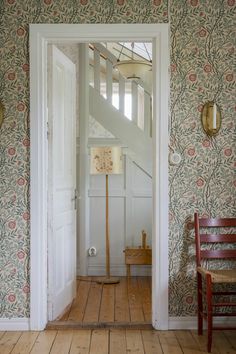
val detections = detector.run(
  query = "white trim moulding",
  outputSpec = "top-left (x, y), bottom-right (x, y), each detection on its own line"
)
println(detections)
top-left (0, 318), bottom-right (30, 331)
top-left (29, 23), bottom-right (169, 331)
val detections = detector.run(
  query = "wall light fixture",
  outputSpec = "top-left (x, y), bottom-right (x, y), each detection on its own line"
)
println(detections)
top-left (201, 101), bottom-right (221, 137)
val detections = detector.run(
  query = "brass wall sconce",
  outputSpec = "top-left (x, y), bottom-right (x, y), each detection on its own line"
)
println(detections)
top-left (201, 101), bottom-right (221, 137)
top-left (0, 101), bottom-right (4, 129)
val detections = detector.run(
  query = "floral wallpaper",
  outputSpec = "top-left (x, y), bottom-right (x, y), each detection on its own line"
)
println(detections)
top-left (169, 0), bottom-right (235, 316)
top-left (0, 0), bottom-right (235, 318)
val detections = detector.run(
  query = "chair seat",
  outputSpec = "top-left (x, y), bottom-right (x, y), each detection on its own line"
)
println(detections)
top-left (197, 267), bottom-right (236, 283)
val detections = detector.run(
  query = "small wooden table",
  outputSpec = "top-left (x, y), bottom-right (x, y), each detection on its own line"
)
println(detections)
top-left (123, 231), bottom-right (152, 277)
top-left (124, 248), bottom-right (152, 277)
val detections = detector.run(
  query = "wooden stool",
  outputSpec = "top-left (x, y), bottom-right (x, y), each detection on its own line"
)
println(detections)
top-left (123, 231), bottom-right (152, 277)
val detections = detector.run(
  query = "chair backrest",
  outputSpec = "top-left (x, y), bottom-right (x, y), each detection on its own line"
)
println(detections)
top-left (194, 212), bottom-right (236, 267)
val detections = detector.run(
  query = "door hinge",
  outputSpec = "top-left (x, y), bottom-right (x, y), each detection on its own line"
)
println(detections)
top-left (47, 121), bottom-right (50, 139)
top-left (72, 189), bottom-right (78, 210)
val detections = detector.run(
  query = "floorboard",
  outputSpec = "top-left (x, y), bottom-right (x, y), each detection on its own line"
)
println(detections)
top-left (0, 331), bottom-right (22, 354)
top-left (137, 276), bottom-right (152, 322)
top-left (10, 332), bottom-right (39, 354)
top-left (70, 330), bottom-right (91, 354)
top-left (126, 329), bottom-right (145, 354)
top-left (68, 279), bottom-right (91, 321)
top-left (48, 276), bottom-right (151, 328)
top-left (99, 284), bottom-right (115, 322)
top-left (158, 331), bottom-right (184, 354)
top-left (141, 330), bottom-right (163, 354)
top-left (114, 277), bottom-right (130, 322)
top-left (223, 330), bottom-right (236, 350)
top-left (1, 329), bottom-right (236, 353)
top-left (212, 331), bottom-right (236, 354)
top-left (83, 282), bottom-right (103, 323)
top-left (128, 277), bottom-right (145, 322)
top-left (89, 329), bottom-right (109, 354)
top-left (30, 330), bottom-right (57, 354)
top-left (50, 330), bottom-right (73, 354)
top-left (109, 329), bottom-right (126, 354)
top-left (190, 330), bottom-right (220, 354)
top-left (175, 330), bottom-right (202, 351)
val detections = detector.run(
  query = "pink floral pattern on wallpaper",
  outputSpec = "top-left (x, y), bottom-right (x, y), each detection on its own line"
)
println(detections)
top-left (0, 0), bottom-right (235, 318)
top-left (169, 0), bottom-right (235, 315)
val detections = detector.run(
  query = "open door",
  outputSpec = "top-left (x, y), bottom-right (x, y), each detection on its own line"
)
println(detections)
top-left (47, 45), bottom-right (77, 321)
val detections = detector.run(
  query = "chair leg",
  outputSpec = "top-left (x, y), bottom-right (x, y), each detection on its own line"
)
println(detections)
top-left (197, 272), bottom-right (203, 335)
top-left (206, 274), bottom-right (213, 353)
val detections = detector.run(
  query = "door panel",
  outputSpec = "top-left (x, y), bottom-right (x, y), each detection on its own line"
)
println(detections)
top-left (48, 45), bottom-right (77, 320)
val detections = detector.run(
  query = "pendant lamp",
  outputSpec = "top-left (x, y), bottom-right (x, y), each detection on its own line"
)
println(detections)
top-left (113, 42), bottom-right (152, 80)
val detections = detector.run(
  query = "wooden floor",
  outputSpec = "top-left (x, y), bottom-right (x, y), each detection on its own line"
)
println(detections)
top-left (49, 276), bottom-right (152, 328)
top-left (0, 329), bottom-right (236, 353)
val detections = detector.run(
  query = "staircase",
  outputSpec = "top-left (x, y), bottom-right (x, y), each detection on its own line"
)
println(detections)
top-left (89, 43), bottom-right (153, 177)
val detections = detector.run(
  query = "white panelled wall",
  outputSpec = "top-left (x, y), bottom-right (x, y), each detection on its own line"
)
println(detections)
top-left (88, 152), bottom-right (152, 276)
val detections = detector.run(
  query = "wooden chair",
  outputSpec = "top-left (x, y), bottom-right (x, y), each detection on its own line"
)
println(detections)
top-left (194, 212), bottom-right (236, 352)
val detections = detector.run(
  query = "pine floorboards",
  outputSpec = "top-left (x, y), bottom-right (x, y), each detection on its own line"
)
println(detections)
top-left (0, 330), bottom-right (235, 353)
top-left (10, 276), bottom-right (233, 352)
top-left (48, 276), bottom-right (152, 328)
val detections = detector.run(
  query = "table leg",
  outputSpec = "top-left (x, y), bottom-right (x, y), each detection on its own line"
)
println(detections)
top-left (127, 264), bottom-right (131, 277)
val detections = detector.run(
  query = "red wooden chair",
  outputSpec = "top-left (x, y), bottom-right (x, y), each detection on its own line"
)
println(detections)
top-left (194, 212), bottom-right (236, 352)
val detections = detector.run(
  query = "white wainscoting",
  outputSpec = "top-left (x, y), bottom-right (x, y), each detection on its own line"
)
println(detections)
top-left (0, 318), bottom-right (30, 331)
top-left (84, 153), bottom-right (152, 276)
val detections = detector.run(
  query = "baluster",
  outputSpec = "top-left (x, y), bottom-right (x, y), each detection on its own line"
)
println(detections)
top-left (144, 91), bottom-right (151, 137)
top-left (132, 81), bottom-right (138, 125)
top-left (119, 74), bottom-right (125, 114)
top-left (94, 48), bottom-right (100, 94)
top-left (106, 59), bottom-right (113, 103)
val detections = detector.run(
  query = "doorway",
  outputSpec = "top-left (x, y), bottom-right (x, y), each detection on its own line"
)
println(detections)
top-left (47, 40), bottom-right (154, 327)
top-left (29, 24), bottom-right (169, 331)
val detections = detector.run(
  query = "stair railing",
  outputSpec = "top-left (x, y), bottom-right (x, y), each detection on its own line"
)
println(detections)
top-left (91, 43), bottom-right (152, 138)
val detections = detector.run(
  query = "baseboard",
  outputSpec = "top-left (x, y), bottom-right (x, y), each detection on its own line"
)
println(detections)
top-left (0, 318), bottom-right (30, 330)
top-left (87, 264), bottom-right (151, 277)
top-left (169, 316), bottom-right (236, 330)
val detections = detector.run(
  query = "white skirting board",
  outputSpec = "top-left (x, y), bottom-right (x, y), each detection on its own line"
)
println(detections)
top-left (0, 318), bottom-right (30, 330)
top-left (169, 316), bottom-right (236, 330)
top-left (79, 264), bottom-right (152, 277)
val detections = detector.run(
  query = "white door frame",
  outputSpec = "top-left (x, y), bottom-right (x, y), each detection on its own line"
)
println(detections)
top-left (29, 24), bottom-right (169, 330)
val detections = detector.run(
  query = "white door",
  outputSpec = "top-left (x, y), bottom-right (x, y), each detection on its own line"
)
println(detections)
top-left (48, 45), bottom-right (77, 321)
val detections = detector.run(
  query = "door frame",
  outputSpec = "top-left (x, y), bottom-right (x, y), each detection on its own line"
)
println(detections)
top-left (29, 24), bottom-right (169, 330)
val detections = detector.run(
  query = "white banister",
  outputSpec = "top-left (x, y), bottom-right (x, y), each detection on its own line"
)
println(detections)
top-left (106, 59), bottom-right (113, 103)
top-left (91, 43), bottom-right (117, 64)
top-left (94, 48), bottom-right (101, 94)
top-left (92, 43), bottom-right (152, 136)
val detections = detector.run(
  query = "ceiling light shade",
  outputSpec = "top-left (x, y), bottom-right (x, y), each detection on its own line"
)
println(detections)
top-left (114, 60), bottom-right (152, 80)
